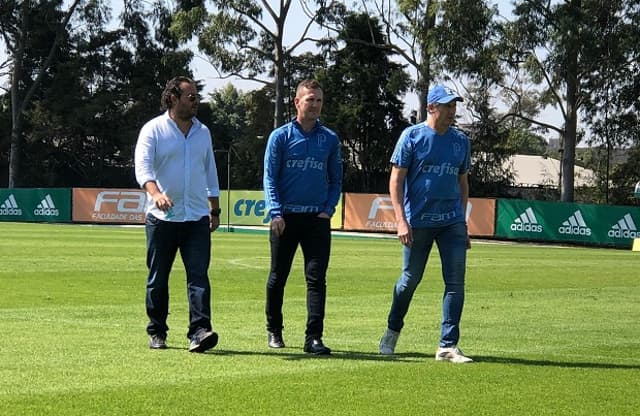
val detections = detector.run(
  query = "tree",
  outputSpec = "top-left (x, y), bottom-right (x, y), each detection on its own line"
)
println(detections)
top-left (1, 0), bottom-right (83, 187)
top-left (608, 145), bottom-right (640, 206)
top-left (498, 0), bottom-right (640, 202)
top-left (463, 86), bottom-right (515, 198)
top-left (171, 0), bottom-right (340, 129)
top-left (319, 12), bottom-right (410, 192)
top-left (205, 84), bottom-right (271, 190)
top-left (320, 1), bottom-right (497, 121)
top-left (6, 0), bottom-right (195, 187)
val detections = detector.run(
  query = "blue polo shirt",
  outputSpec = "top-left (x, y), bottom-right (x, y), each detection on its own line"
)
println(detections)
top-left (390, 123), bottom-right (470, 228)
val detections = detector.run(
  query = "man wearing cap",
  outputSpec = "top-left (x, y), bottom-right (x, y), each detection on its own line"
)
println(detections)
top-left (378, 84), bottom-right (473, 363)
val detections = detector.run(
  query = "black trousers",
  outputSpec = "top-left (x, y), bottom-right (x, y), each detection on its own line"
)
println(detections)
top-left (265, 213), bottom-right (331, 341)
top-left (145, 214), bottom-right (212, 339)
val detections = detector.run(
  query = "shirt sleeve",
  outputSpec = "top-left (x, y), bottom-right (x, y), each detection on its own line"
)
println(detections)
top-left (390, 129), bottom-right (412, 168)
top-left (263, 130), bottom-right (283, 218)
top-left (134, 122), bottom-right (156, 188)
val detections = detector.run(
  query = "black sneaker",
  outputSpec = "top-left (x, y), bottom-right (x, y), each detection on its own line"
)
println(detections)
top-left (188, 329), bottom-right (218, 353)
top-left (268, 332), bottom-right (285, 348)
top-left (303, 339), bottom-right (331, 355)
top-left (149, 334), bottom-right (167, 349)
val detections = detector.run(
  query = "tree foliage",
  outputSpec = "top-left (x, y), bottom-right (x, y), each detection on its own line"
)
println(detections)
top-left (318, 12), bottom-right (410, 192)
top-left (171, 0), bottom-right (340, 129)
top-left (1, 0), bottom-right (83, 187)
top-left (1, 0), bottom-right (194, 187)
top-left (498, 0), bottom-right (640, 202)
top-left (1, 0), bottom-right (639, 203)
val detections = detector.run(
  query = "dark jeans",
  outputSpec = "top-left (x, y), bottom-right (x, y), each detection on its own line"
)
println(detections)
top-left (266, 213), bottom-right (331, 341)
top-left (145, 214), bottom-right (212, 339)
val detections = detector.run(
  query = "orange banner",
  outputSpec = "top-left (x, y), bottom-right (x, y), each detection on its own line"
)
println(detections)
top-left (343, 193), bottom-right (495, 236)
top-left (73, 188), bottom-right (147, 224)
top-left (467, 198), bottom-right (495, 236)
top-left (344, 193), bottom-right (396, 232)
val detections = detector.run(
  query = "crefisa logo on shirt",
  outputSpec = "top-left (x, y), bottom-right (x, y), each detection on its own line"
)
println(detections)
top-left (286, 157), bottom-right (325, 171)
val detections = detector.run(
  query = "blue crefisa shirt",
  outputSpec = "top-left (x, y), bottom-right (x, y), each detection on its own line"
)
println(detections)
top-left (390, 123), bottom-right (471, 228)
top-left (263, 119), bottom-right (343, 219)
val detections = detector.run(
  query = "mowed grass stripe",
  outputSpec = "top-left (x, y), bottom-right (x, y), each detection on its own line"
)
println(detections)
top-left (0, 222), bottom-right (638, 415)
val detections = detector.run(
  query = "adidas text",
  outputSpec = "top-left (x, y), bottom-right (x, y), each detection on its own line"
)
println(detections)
top-left (558, 225), bottom-right (592, 236)
top-left (34, 208), bottom-right (59, 216)
top-left (510, 223), bottom-right (542, 233)
top-left (0, 207), bottom-right (22, 216)
top-left (608, 229), bottom-right (639, 238)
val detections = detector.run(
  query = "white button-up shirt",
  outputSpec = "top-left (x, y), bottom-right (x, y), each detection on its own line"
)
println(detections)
top-left (134, 112), bottom-right (220, 221)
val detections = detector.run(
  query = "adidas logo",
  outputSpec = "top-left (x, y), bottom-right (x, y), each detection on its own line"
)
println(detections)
top-left (34, 194), bottom-right (59, 216)
top-left (608, 213), bottom-right (639, 239)
top-left (510, 207), bottom-right (543, 233)
top-left (0, 194), bottom-right (23, 216)
top-left (558, 210), bottom-right (592, 236)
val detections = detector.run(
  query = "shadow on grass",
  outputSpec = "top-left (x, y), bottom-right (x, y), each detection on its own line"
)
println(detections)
top-left (473, 355), bottom-right (640, 370)
top-left (199, 348), bottom-right (430, 362)
top-left (195, 349), bottom-right (640, 369)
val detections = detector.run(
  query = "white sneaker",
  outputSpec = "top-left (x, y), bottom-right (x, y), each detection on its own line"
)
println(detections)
top-left (435, 346), bottom-right (473, 363)
top-left (379, 328), bottom-right (400, 355)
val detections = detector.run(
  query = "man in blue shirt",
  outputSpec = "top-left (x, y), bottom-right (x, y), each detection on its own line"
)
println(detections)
top-left (135, 76), bottom-right (221, 353)
top-left (378, 85), bottom-right (473, 363)
top-left (263, 79), bottom-right (343, 355)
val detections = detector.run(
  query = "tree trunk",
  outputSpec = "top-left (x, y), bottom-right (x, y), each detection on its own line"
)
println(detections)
top-left (7, 0), bottom-right (29, 188)
top-left (416, 7), bottom-right (435, 122)
top-left (274, 59), bottom-right (285, 129)
top-left (561, 0), bottom-right (581, 202)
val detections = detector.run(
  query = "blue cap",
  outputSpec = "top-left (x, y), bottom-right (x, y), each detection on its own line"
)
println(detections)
top-left (427, 85), bottom-right (463, 104)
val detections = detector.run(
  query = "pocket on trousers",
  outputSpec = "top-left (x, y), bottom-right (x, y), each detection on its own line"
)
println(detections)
top-left (145, 213), bottom-right (160, 226)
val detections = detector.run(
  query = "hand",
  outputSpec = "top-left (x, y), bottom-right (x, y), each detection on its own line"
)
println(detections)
top-left (271, 217), bottom-right (285, 237)
top-left (397, 219), bottom-right (413, 247)
top-left (153, 192), bottom-right (173, 212)
top-left (209, 214), bottom-right (220, 232)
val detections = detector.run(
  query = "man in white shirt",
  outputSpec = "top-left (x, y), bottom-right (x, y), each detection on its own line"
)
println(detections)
top-left (135, 76), bottom-right (221, 353)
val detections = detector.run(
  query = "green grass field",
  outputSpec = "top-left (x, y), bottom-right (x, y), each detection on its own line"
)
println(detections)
top-left (0, 222), bottom-right (638, 415)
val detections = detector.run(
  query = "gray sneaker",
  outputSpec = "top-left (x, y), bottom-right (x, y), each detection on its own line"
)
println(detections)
top-left (189, 329), bottom-right (218, 353)
top-left (149, 334), bottom-right (167, 349)
top-left (379, 328), bottom-right (400, 355)
top-left (435, 346), bottom-right (473, 363)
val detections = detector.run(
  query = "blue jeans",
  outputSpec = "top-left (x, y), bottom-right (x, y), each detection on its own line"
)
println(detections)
top-left (386, 221), bottom-right (468, 347)
top-left (145, 214), bottom-right (212, 339)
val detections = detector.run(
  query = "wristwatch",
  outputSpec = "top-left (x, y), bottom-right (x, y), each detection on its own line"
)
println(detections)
top-left (210, 208), bottom-right (221, 217)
